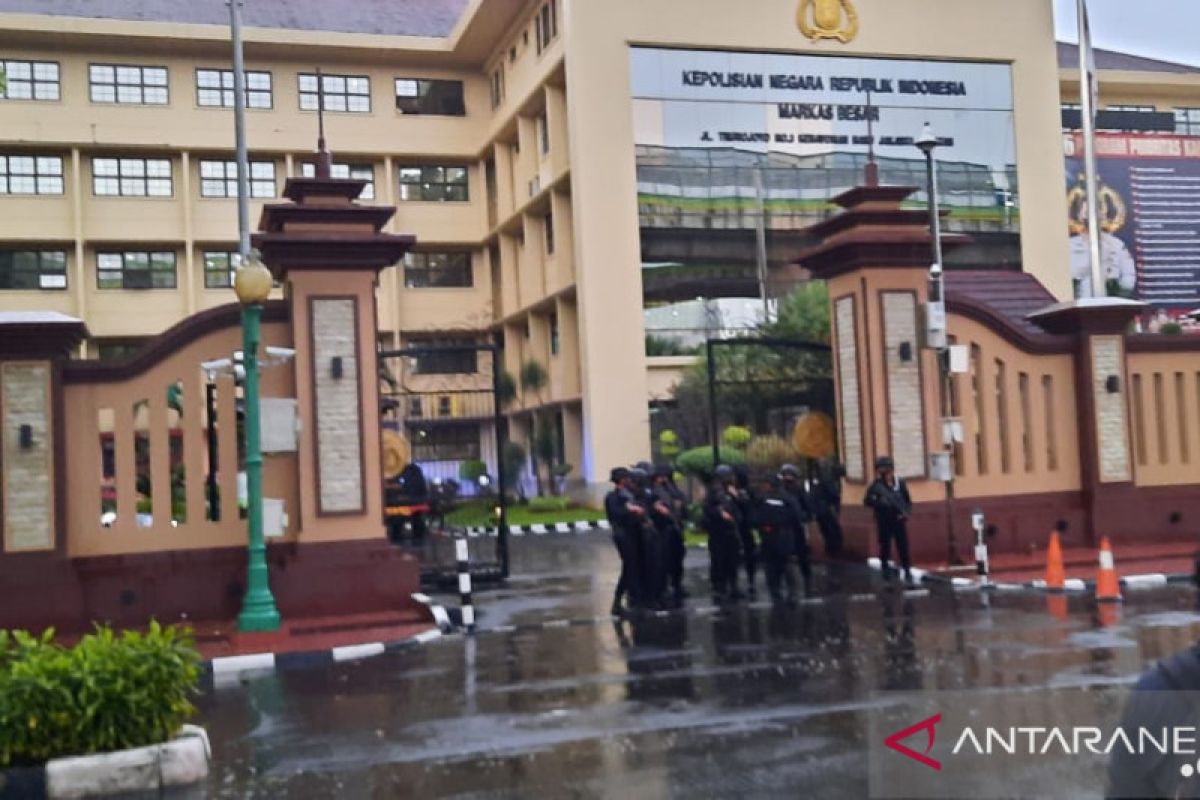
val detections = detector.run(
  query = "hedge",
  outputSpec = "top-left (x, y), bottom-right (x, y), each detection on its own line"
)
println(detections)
top-left (0, 622), bottom-right (201, 767)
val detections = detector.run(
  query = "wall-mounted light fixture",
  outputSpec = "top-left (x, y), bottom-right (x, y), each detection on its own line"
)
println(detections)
top-left (898, 341), bottom-right (914, 363)
top-left (1105, 375), bottom-right (1120, 394)
top-left (18, 424), bottom-right (33, 449)
top-left (330, 356), bottom-right (344, 380)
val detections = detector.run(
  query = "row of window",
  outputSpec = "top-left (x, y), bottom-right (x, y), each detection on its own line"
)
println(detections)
top-left (1061, 103), bottom-right (1200, 135)
top-left (0, 155), bottom-right (467, 201)
top-left (0, 249), bottom-right (476, 290)
top-left (490, 0), bottom-right (560, 109)
top-left (1, 59), bottom-right (466, 116)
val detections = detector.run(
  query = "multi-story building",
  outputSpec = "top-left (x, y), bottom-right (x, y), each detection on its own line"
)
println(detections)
top-left (0, 0), bottom-right (1098, 492)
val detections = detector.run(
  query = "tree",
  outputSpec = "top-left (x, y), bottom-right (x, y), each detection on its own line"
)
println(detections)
top-left (519, 360), bottom-right (551, 495)
top-left (663, 280), bottom-right (834, 444)
top-left (502, 441), bottom-right (527, 502)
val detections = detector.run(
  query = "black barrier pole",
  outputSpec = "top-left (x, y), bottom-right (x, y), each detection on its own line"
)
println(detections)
top-left (706, 339), bottom-right (719, 467)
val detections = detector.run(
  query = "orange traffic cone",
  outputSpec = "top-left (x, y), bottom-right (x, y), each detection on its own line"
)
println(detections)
top-left (1045, 594), bottom-right (1068, 621)
top-left (1045, 531), bottom-right (1065, 592)
top-left (1095, 537), bottom-right (1122, 603)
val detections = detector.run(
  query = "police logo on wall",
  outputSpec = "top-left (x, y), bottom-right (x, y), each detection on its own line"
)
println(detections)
top-left (797, 0), bottom-right (859, 44)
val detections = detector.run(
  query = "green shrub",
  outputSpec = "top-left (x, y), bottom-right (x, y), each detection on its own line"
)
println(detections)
top-left (675, 445), bottom-right (747, 477)
top-left (721, 425), bottom-right (753, 450)
top-left (527, 496), bottom-right (570, 513)
top-left (745, 434), bottom-right (799, 474)
top-left (1161, 321), bottom-right (1184, 336)
top-left (458, 459), bottom-right (488, 483)
top-left (0, 622), bottom-right (201, 767)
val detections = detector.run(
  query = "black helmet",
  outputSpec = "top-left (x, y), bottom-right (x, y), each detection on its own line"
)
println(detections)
top-left (634, 461), bottom-right (654, 473)
top-left (629, 467), bottom-right (649, 482)
top-left (713, 464), bottom-right (735, 481)
top-left (780, 463), bottom-right (801, 478)
top-left (610, 466), bottom-right (631, 484)
top-left (654, 464), bottom-right (674, 479)
top-left (875, 456), bottom-right (895, 470)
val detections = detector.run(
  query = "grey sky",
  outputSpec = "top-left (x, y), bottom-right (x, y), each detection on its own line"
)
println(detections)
top-left (1054, 0), bottom-right (1200, 66)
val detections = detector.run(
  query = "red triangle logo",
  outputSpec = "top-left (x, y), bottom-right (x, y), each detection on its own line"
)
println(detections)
top-left (884, 713), bottom-right (942, 771)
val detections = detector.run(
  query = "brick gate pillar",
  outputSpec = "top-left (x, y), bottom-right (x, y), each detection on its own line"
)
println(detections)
top-left (254, 166), bottom-right (414, 543)
top-left (0, 313), bottom-right (87, 629)
top-left (796, 184), bottom-right (970, 558)
top-left (1028, 299), bottom-right (1145, 544)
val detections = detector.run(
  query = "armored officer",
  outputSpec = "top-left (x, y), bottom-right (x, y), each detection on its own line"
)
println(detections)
top-left (654, 464), bottom-right (689, 602)
top-left (630, 465), bottom-right (667, 607)
top-left (810, 458), bottom-right (845, 558)
top-left (604, 467), bottom-right (647, 616)
top-left (864, 455), bottom-right (914, 587)
top-left (752, 474), bottom-right (808, 604)
top-left (702, 464), bottom-right (743, 602)
top-left (732, 464), bottom-right (758, 597)
top-left (779, 463), bottom-right (814, 556)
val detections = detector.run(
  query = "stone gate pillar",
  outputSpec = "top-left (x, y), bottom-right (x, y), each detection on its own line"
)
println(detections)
top-left (1028, 299), bottom-right (1144, 544)
top-left (0, 313), bottom-right (87, 629)
top-left (254, 164), bottom-right (414, 542)
top-left (796, 184), bottom-right (969, 557)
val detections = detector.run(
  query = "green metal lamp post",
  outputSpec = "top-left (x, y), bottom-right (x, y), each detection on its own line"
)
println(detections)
top-left (234, 253), bottom-right (282, 632)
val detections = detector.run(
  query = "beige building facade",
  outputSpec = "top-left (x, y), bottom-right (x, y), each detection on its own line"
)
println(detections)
top-left (0, 0), bottom-right (1105, 490)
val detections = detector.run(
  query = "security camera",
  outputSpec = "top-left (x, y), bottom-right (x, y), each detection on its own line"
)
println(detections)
top-left (929, 262), bottom-right (943, 277)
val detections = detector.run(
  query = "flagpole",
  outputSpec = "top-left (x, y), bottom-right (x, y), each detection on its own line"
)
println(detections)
top-left (1077, 0), bottom-right (1104, 298)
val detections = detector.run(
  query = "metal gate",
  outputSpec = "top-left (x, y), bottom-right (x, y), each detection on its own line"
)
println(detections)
top-left (378, 342), bottom-right (510, 583)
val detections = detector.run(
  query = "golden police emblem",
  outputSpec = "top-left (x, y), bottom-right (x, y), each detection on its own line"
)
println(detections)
top-left (797, 0), bottom-right (859, 44)
top-left (1066, 172), bottom-right (1126, 234)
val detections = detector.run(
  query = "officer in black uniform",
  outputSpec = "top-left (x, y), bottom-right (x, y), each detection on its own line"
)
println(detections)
top-left (604, 467), bottom-right (647, 616)
top-left (864, 455), bottom-right (914, 587)
top-left (732, 465), bottom-right (758, 598)
top-left (810, 458), bottom-right (845, 558)
top-left (752, 474), bottom-right (808, 604)
top-left (631, 464), bottom-right (666, 607)
top-left (652, 464), bottom-right (688, 603)
top-left (777, 465), bottom-right (816, 566)
top-left (702, 464), bottom-right (743, 602)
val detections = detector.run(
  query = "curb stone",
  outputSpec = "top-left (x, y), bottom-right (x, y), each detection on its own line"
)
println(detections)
top-left (203, 594), bottom-right (449, 687)
top-left (866, 557), bottom-right (1192, 594)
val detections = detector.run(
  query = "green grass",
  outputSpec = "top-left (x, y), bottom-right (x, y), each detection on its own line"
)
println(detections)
top-left (444, 499), bottom-right (606, 528)
top-left (684, 526), bottom-right (708, 548)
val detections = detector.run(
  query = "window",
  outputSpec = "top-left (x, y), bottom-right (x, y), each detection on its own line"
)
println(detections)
top-left (995, 359), bottom-right (1010, 473)
top-left (97, 251), bottom-right (177, 289)
top-left (411, 423), bottom-right (481, 462)
top-left (1042, 375), bottom-right (1058, 471)
top-left (407, 338), bottom-right (477, 375)
top-left (535, 0), bottom-right (558, 53)
top-left (1132, 373), bottom-right (1147, 466)
top-left (1018, 372), bottom-right (1033, 472)
top-left (196, 69), bottom-right (272, 109)
top-left (92, 157), bottom-right (172, 197)
top-left (89, 64), bottom-right (168, 105)
top-left (1105, 104), bottom-right (1155, 112)
top-left (1154, 372), bottom-right (1168, 465)
top-left (544, 211), bottom-right (555, 254)
top-left (538, 114), bottom-right (550, 155)
top-left (97, 340), bottom-right (146, 361)
top-left (971, 344), bottom-right (986, 475)
top-left (299, 162), bottom-right (375, 200)
top-left (203, 251), bottom-right (243, 289)
top-left (1178, 373), bottom-right (1190, 464)
top-left (394, 78), bottom-right (465, 116)
top-left (403, 252), bottom-right (473, 288)
top-left (199, 160), bottom-right (276, 198)
top-left (1176, 108), bottom-right (1200, 135)
top-left (0, 155), bottom-right (63, 194)
top-left (398, 165), bottom-right (468, 202)
top-left (550, 313), bottom-right (559, 356)
top-left (490, 66), bottom-right (504, 109)
top-left (0, 250), bottom-right (66, 289)
top-left (298, 72), bottom-right (370, 113)
top-left (1, 60), bottom-right (59, 101)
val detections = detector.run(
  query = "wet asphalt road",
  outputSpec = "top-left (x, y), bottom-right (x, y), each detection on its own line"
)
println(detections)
top-left (179, 534), bottom-right (1200, 799)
